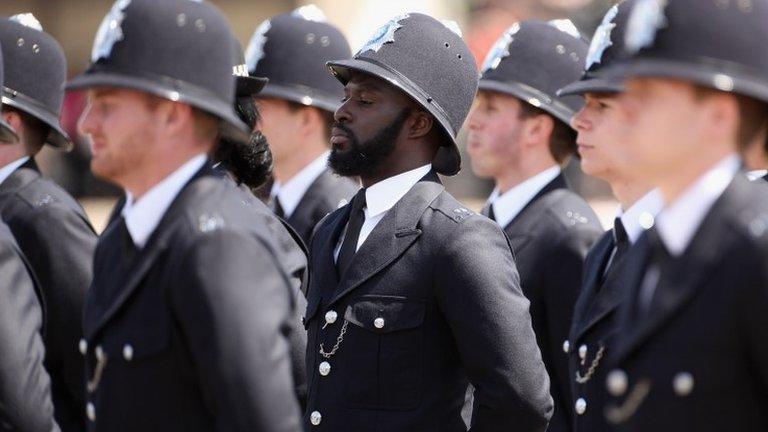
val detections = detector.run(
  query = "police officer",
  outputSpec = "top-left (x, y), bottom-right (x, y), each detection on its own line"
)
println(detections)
top-left (245, 5), bottom-right (358, 244)
top-left (0, 14), bottom-right (96, 431)
top-left (595, 0), bottom-right (768, 430)
top-left (304, 13), bottom-right (553, 431)
top-left (70, 1), bottom-right (302, 430)
top-left (0, 39), bottom-right (58, 432)
top-left (466, 20), bottom-right (603, 432)
top-left (557, 2), bottom-right (662, 430)
top-left (216, 41), bottom-right (310, 407)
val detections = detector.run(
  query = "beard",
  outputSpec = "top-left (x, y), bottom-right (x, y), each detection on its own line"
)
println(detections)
top-left (328, 108), bottom-right (411, 177)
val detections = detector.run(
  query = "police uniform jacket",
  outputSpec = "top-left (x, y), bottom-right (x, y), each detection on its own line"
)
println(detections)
top-left (0, 221), bottom-right (58, 432)
top-left (566, 230), bottom-right (624, 432)
top-left (484, 173), bottom-right (602, 432)
top-left (605, 174), bottom-right (768, 431)
top-left (0, 157), bottom-right (95, 432)
top-left (82, 162), bottom-right (302, 432)
top-left (304, 171), bottom-right (553, 432)
top-left (283, 168), bottom-right (358, 245)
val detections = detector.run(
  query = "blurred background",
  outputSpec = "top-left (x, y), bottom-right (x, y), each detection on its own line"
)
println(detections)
top-left (0, 0), bottom-right (619, 232)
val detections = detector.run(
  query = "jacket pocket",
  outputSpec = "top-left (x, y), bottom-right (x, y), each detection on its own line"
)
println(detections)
top-left (342, 295), bottom-right (425, 411)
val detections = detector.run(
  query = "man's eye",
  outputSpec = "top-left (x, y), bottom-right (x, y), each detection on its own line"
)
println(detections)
top-left (359, 99), bottom-right (373, 106)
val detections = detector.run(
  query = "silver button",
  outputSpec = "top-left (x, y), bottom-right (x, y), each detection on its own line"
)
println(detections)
top-left (562, 340), bottom-right (570, 354)
top-left (86, 402), bottom-right (96, 422)
top-left (606, 369), bottom-right (628, 396)
top-left (123, 344), bottom-right (134, 362)
top-left (639, 212), bottom-right (655, 230)
top-left (310, 411), bottom-right (322, 426)
top-left (673, 372), bottom-right (694, 396)
top-left (374, 317), bottom-right (385, 329)
top-left (319, 361), bottom-right (331, 376)
top-left (325, 310), bottom-right (338, 324)
top-left (79, 339), bottom-right (88, 355)
top-left (95, 345), bottom-right (105, 361)
top-left (575, 398), bottom-right (587, 415)
top-left (579, 344), bottom-right (588, 360)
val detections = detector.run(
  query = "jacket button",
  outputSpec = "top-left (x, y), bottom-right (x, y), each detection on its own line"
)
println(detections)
top-left (562, 340), bottom-right (570, 354)
top-left (325, 310), bottom-right (338, 324)
top-left (95, 345), bottom-right (105, 361)
top-left (673, 372), bottom-right (694, 396)
top-left (606, 369), bottom-right (628, 396)
top-left (374, 317), bottom-right (385, 329)
top-left (575, 398), bottom-right (587, 415)
top-left (578, 344), bottom-right (588, 360)
top-left (319, 361), bottom-right (331, 376)
top-left (79, 339), bottom-right (88, 355)
top-left (310, 411), bottom-right (322, 426)
top-left (123, 344), bottom-right (134, 362)
top-left (86, 402), bottom-right (96, 422)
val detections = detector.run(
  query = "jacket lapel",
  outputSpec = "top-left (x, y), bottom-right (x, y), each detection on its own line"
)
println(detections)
top-left (84, 163), bottom-right (216, 338)
top-left (570, 231), bottom-right (614, 342)
top-left (0, 157), bottom-right (40, 195)
top-left (326, 172), bottom-right (444, 307)
top-left (612, 177), bottom-right (743, 363)
top-left (502, 174), bottom-right (569, 252)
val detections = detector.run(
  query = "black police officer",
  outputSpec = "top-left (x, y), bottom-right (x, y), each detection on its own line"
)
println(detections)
top-left (0, 38), bottom-right (58, 432)
top-left (596, 0), bottom-right (768, 430)
top-left (466, 20), bottom-right (603, 432)
top-left (70, 1), bottom-right (302, 430)
top-left (0, 14), bottom-right (97, 432)
top-left (304, 13), bottom-right (553, 431)
top-left (245, 5), bottom-right (358, 244)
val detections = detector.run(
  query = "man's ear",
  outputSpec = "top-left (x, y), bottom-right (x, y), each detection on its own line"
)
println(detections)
top-left (407, 110), bottom-right (434, 139)
top-left (521, 113), bottom-right (554, 149)
top-left (2, 110), bottom-right (23, 134)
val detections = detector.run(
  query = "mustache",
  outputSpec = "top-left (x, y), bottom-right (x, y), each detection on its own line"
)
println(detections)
top-left (332, 122), bottom-right (355, 139)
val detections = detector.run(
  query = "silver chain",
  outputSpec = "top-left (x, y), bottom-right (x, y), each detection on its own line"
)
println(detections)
top-left (319, 319), bottom-right (349, 359)
top-left (575, 343), bottom-right (605, 384)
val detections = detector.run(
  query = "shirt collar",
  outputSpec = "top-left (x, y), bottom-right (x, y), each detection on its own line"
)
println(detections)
top-left (488, 165), bottom-right (561, 228)
top-left (365, 164), bottom-right (432, 218)
top-left (0, 156), bottom-right (30, 186)
top-left (122, 154), bottom-right (207, 248)
top-left (746, 169), bottom-right (767, 181)
top-left (616, 189), bottom-right (663, 244)
top-left (270, 151), bottom-right (330, 218)
top-left (655, 154), bottom-right (740, 256)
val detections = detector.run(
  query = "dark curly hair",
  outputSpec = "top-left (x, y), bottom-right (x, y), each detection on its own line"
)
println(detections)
top-left (213, 96), bottom-right (274, 189)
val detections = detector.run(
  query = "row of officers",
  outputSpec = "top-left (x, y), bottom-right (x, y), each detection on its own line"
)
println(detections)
top-left (0, 0), bottom-right (765, 431)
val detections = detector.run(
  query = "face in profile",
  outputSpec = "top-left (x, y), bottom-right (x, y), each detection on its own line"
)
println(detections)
top-left (466, 91), bottom-right (527, 179)
top-left (329, 72), bottom-right (413, 177)
top-left (79, 88), bottom-right (160, 186)
top-left (570, 92), bottom-right (635, 183)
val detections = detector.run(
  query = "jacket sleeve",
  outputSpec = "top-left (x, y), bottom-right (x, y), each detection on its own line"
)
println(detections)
top-left (11, 204), bottom-right (95, 417)
top-left (435, 216), bottom-right (553, 432)
top-left (170, 229), bottom-right (302, 432)
top-left (0, 231), bottom-right (59, 432)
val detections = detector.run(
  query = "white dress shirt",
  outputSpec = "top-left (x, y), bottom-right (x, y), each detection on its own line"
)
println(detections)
top-left (616, 188), bottom-right (664, 245)
top-left (270, 151), bottom-right (330, 218)
top-left (655, 154), bottom-right (740, 256)
top-left (486, 165), bottom-right (561, 228)
top-left (334, 164), bottom-right (432, 260)
top-left (122, 154), bottom-right (207, 248)
top-left (0, 156), bottom-right (29, 186)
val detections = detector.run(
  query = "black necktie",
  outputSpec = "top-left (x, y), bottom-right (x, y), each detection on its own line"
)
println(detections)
top-left (336, 189), bottom-right (367, 277)
top-left (604, 217), bottom-right (630, 276)
top-left (484, 203), bottom-right (496, 222)
top-left (272, 196), bottom-right (286, 219)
